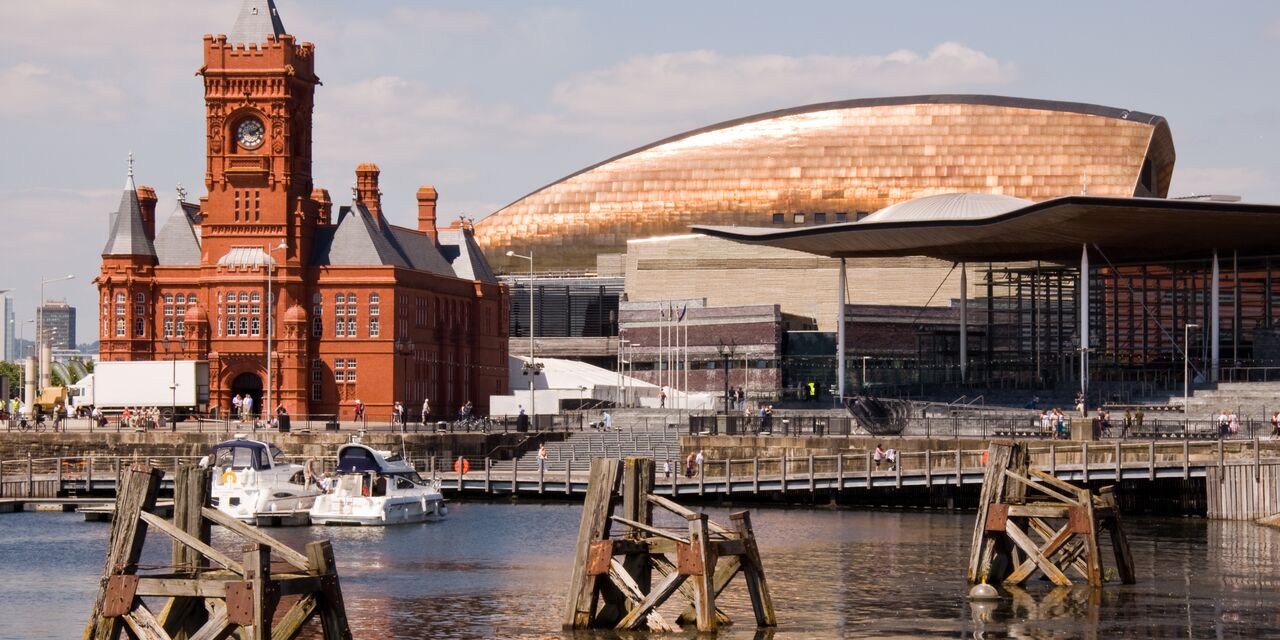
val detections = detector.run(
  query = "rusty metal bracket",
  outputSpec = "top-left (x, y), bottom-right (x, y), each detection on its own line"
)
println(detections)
top-left (102, 575), bottom-right (139, 618)
top-left (676, 542), bottom-right (704, 575)
top-left (586, 540), bottom-right (614, 576)
top-left (225, 581), bottom-right (254, 626)
top-left (1068, 506), bottom-right (1092, 534)
top-left (985, 503), bottom-right (1009, 532)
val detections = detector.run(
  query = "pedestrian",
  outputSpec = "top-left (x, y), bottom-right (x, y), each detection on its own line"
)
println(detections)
top-left (874, 443), bottom-right (885, 469)
top-left (243, 394), bottom-right (254, 420)
top-left (737, 386), bottom-right (746, 411)
top-left (537, 442), bottom-right (547, 471)
top-left (602, 410), bottom-right (612, 431)
top-left (684, 452), bottom-right (696, 478)
top-left (353, 399), bottom-right (364, 421)
top-left (1123, 409), bottom-right (1133, 437)
top-left (659, 388), bottom-right (667, 409)
top-left (393, 401), bottom-right (404, 428)
top-left (516, 405), bottom-right (529, 432)
top-left (695, 448), bottom-right (705, 475)
top-left (885, 447), bottom-right (897, 470)
top-left (232, 394), bottom-right (242, 421)
top-left (422, 397), bottom-right (431, 425)
top-left (1217, 409), bottom-right (1229, 437)
top-left (663, 459), bottom-right (671, 479)
top-left (1271, 411), bottom-right (1280, 437)
top-left (1074, 392), bottom-right (1086, 417)
top-left (1228, 410), bottom-right (1239, 436)
top-left (1135, 407), bottom-right (1145, 429)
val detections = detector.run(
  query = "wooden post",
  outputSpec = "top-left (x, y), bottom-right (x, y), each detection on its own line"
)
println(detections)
top-left (730, 511), bottom-right (777, 627)
top-left (687, 512), bottom-right (717, 632)
top-left (86, 457), bottom-right (94, 493)
top-left (966, 441), bottom-right (1016, 584)
top-left (724, 459), bottom-right (731, 495)
top-left (1148, 441), bottom-right (1156, 481)
top-left (26, 457), bottom-right (33, 498)
top-left (484, 458), bottom-right (492, 494)
top-left (1081, 442), bottom-right (1089, 483)
top-left (836, 453), bottom-right (844, 490)
top-left (84, 464), bottom-right (165, 640)
top-left (752, 457), bottom-right (759, 494)
top-left (925, 449), bottom-right (932, 487)
top-left (808, 454), bottom-right (815, 492)
top-left (158, 465), bottom-right (212, 638)
top-left (1183, 440), bottom-right (1190, 480)
top-left (306, 540), bottom-right (353, 639)
top-left (563, 458), bottom-right (621, 629)
top-left (245, 543), bottom-right (274, 640)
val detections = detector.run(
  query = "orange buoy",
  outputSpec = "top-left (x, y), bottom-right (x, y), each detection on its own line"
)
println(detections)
top-left (982, 450), bottom-right (989, 465)
top-left (454, 457), bottom-right (471, 474)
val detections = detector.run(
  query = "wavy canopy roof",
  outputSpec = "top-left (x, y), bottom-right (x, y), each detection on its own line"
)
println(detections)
top-left (694, 196), bottom-right (1280, 264)
top-left (474, 94), bottom-right (1175, 273)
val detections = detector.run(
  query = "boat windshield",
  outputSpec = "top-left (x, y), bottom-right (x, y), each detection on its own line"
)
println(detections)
top-left (269, 445), bottom-right (286, 465)
top-left (212, 443), bottom-right (270, 471)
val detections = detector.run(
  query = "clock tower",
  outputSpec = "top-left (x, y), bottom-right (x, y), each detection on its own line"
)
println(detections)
top-left (198, 0), bottom-right (319, 264)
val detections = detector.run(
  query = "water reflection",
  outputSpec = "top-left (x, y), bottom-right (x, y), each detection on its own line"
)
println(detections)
top-left (0, 505), bottom-right (1278, 639)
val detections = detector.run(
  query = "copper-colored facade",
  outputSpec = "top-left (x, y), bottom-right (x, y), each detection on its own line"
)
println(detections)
top-left (475, 95), bottom-right (1174, 273)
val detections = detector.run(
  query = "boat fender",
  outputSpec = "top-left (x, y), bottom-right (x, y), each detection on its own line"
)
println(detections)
top-left (222, 470), bottom-right (238, 485)
top-left (440, 503), bottom-right (448, 516)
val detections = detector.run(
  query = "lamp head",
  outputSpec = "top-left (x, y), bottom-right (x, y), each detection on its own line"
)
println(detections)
top-left (506, 251), bottom-right (515, 257)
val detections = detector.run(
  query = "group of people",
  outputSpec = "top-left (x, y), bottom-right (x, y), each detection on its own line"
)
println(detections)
top-left (230, 393), bottom-right (256, 421)
top-left (1038, 408), bottom-right (1073, 439)
top-left (873, 443), bottom-right (898, 469)
top-left (1216, 409), bottom-right (1241, 437)
top-left (729, 386), bottom-right (747, 412)
top-left (680, 449), bottom-right (705, 478)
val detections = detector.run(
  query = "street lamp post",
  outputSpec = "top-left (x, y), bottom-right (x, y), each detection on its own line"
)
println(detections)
top-left (162, 337), bottom-right (187, 431)
top-left (1184, 323), bottom-right (1200, 417)
top-left (265, 241), bottom-right (287, 420)
top-left (395, 337), bottom-right (416, 432)
top-left (716, 339), bottom-right (736, 415)
top-left (506, 251), bottom-right (542, 422)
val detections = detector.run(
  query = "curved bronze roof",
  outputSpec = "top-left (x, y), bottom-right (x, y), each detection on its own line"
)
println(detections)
top-left (474, 94), bottom-right (1175, 272)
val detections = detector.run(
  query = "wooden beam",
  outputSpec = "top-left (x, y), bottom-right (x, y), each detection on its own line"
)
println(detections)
top-left (184, 607), bottom-right (232, 640)
top-left (1005, 469), bottom-right (1081, 507)
top-left (200, 507), bottom-right (310, 572)
top-left (1003, 520), bottom-right (1071, 586)
top-left (687, 512), bottom-right (718, 632)
top-left (139, 511), bottom-right (244, 575)
top-left (731, 511), bottom-right (777, 627)
top-left (1004, 522), bottom-right (1074, 584)
top-left (606, 559), bottom-right (678, 633)
top-left (968, 442), bottom-right (1015, 584)
top-left (121, 602), bottom-right (173, 640)
top-left (270, 595), bottom-right (318, 640)
top-left (610, 515), bottom-right (688, 544)
top-left (644, 494), bottom-right (733, 535)
top-left (304, 541), bottom-right (352, 640)
top-left (613, 570), bottom-right (687, 631)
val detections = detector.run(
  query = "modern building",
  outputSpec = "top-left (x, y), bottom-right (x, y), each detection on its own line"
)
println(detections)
top-left (37, 300), bottom-right (76, 351)
top-left (1, 296), bottom-right (13, 361)
top-left (95, 0), bottom-right (509, 419)
top-left (475, 95), bottom-right (1172, 274)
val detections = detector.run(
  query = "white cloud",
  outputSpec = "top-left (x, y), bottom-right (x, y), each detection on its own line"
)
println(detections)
top-left (0, 63), bottom-right (126, 121)
top-left (550, 42), bottom-right (1016, 121)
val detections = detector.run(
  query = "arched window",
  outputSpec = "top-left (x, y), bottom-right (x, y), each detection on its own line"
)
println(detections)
top-left (134, 292), bottom-right (146, 303)
top-left (312, 292), bottom-right (323, 316)
top-left (115, 318), bottom-right (125, 337)
top-left (186, 294), bottom-right (197, 305)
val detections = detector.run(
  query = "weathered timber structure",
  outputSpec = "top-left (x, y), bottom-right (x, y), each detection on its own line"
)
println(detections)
top-left (83, 464), bottom-right (351, 639)
top-left (563, 457), bottom-right (776, 633)
top-left (968, 441), bottom-right (1135, 588)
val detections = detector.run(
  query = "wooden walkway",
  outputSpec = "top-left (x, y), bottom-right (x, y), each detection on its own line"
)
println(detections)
top-left (2, 441), bottom-right (1277, 512)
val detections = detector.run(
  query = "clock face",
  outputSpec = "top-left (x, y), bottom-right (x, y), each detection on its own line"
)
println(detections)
top-left (236, 118), bottom-right (265, 150)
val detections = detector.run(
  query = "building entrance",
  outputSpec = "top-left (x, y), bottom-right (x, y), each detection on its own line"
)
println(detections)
top-left (231, 372), bottom-right (264, 418)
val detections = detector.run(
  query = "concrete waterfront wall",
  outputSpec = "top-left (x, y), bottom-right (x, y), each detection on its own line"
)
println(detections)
top-left (0, 431), bottom-right (550, 463)
top-left (682, 434), bottom-right (990, 460)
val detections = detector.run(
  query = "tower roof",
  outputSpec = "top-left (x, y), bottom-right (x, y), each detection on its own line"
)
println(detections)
top-left (230, 0), bottom-right (286, 45)
top-left (154, 198), bottom-right (202, 265)
top-left (102, 156), bottom-right (156, 258)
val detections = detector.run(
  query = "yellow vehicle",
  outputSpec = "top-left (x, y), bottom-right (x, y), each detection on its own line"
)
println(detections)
top-left (33, 386), bottom-right (68, 418)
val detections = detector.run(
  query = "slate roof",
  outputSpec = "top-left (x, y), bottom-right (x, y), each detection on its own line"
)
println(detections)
top-left (102, 171), bottom-right (156, 258)
top-left (154, 200), bottom-right (202, 266)
top-left (310, 201), bottom-right (456, 277)
top-left (438, 228), bottom-right (498, 283)
top-left (230, 0), bottom-right (286, 44)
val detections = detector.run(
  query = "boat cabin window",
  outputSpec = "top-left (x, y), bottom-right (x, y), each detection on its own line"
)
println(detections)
top-left (394, 476), bottom-right (416, 490)
top-left (269, 445), bottom-right (286, 465)
top-left (213, 444), bottom-right (269, 471)
top-left (372, 475), bottom-right (388, 497)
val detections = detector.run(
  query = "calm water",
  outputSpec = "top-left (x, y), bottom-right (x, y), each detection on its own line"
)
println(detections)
top-left (1, 503), bottom-right (1278, 639)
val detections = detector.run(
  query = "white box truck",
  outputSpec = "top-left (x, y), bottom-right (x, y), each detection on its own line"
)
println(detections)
top-left (92, 360), bottom-right (211, 419)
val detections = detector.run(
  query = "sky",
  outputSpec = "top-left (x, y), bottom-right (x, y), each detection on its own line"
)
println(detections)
top-left (1, 0), bottom-right (1277, 346)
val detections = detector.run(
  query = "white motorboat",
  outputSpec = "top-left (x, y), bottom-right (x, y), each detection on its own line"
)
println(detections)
top-left (209, 436), bottom-right (322, 524)
top-left (309, 441), bottom-right (447, 526)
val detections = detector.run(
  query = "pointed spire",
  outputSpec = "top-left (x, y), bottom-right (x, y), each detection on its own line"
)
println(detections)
top-left (155, 198), bottom-right (202, 266)
top-left (230, 0), bottom-right (287, 45)
top-left (102, 154), bottom-right (156, 259)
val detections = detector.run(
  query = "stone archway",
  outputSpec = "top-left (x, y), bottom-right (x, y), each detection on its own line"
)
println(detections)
top-left (230, 372), bottom-right (263, 418)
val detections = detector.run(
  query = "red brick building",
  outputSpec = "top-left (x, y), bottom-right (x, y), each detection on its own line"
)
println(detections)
top-left (95, 0), bottom-right (508, 420)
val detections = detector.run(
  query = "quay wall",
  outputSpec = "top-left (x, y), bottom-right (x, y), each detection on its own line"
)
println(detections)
top-left (682, 434), bottom-right (991, 460)
top-left (0, 431), bottom-right (553, 462)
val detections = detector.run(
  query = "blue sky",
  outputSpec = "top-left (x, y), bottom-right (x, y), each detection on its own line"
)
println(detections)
top-left (0, 0), bottom-right (1277, 344)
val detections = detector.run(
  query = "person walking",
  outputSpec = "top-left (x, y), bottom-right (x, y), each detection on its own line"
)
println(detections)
top-left (422, 398), bottom-right (431, 426)
top-left (694, 449), bottom-right (705, 476)
top-left (243, 394), bottom-right (254, 421)
top-left (874, 443), bottom-right (885, 469)
top-left (602, 410), bottom-right (612, 431)
top-left (537, 442), bottom-right (547, 472)
top-left (231, 394), bottom-right (243, 421)
top-left (663, 459), bottom-right (671, 479)
top-left (353, 399), bottom-right (364, 421)
top-left (684, 452), bottom-right (696, 478)
top-left (737, 386), bottom-right (746, 411)
top-left (393, 401), bottom-right (405, 430)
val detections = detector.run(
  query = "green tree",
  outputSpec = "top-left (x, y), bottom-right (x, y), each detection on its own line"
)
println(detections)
top-left (0, 361), bottom-right (25, 399)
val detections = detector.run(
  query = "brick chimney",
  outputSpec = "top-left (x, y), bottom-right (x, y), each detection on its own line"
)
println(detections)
top-left (136, 186), bottom-right (157, 241)
top-left (416, 186), bottom-right (438, 242)
top-left (354, 163), bottom-right (381, 221)
top-left (310, 188), bottom-right (332, 225)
